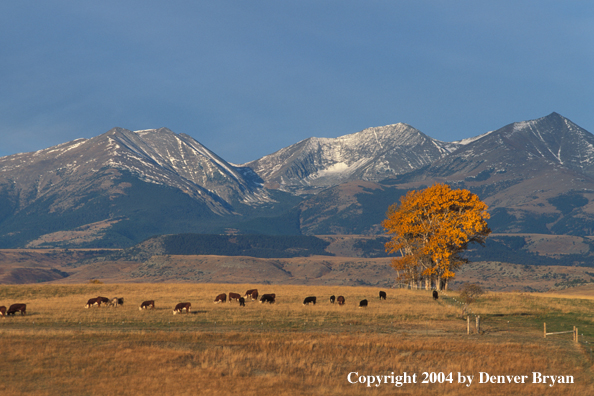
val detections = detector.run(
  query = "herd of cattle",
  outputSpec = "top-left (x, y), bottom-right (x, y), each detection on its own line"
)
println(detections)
top-left (1, 289), bottom-right (440, 318)
top-left (81, 289), bottom-right (389, 315)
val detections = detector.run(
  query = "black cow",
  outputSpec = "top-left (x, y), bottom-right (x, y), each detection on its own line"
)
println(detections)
top-left (358, 299), bottom-right (368, 308)
top-left (303, 296), bottom-right (316, 305)
top-left (379, 291), bottom-right (386, 300)
top-left (330, 295), bottom-right (336, 304)
top-left (260, 294), bottom-right (275, 304)
top-left (433, 290), bottom-right (439, 300)
top-left (239, 297), bottom-right (245, 307)
top-left (7, 303), bottom-right (27, 315)
top-left (337, 296), bottom-right (345, 305)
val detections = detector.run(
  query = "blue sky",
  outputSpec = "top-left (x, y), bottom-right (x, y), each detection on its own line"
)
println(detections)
top-left (1, 1), bottom-right (592, 163)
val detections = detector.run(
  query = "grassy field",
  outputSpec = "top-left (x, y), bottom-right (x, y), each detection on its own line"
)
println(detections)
top-left (1, 283), bottom-right (593, 395)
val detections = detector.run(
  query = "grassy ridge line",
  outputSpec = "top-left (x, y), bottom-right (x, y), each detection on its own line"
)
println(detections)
top-left (1, 284), bottom-right (593, 395)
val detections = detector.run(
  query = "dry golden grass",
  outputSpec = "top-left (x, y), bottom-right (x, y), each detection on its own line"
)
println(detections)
top-left (1, 284), bottom-right (593, 395)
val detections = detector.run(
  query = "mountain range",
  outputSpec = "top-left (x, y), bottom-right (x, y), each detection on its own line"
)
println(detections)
top-left (1, 112), bottom-right (593, 248)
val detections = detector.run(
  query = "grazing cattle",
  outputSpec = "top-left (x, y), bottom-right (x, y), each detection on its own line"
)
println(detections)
top-left (85, 297), bottom-right (102, 308)
top-left (303, 296), bottom-right (317, 305)
top-left (7, 303), bottom-right (27, 316)
top-left (214, 293), bottom-right (227, 303)
top-left (337, 296), bottom-right (345, 305)
top-left (173, 302), bottom-right (191, 315)
top-left (259, 293), bottom-right (275, 304)
top-left (97, 296), bottom-right (110, 305)
top-left (245, 289), bottom-right (258, 301)
top-left (379, 291), bottom-right (387, 300)
top-left (330, 295), bottom-right (336, 304)
top-left (433, 290), bottom-right (439, 300)
top-left (139, 300), bottom-right (155, 310)
top-left (239, 297), bottom-right (245, 307)
top-left (228, 292), bottom-right (241, 302)
top-left (358, 299), bottom-right (368, 308)
top-left (0, 306), bottom-right (6, 317)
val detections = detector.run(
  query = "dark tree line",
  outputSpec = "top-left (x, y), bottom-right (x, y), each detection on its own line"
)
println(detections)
top-left (161, 234), bottom-right (333, 258)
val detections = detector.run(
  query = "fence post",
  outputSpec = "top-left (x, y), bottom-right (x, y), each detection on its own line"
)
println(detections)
top-left (476, 316), bottom-right (480, 334)
top-left (544, 323), bottom-right (546, 338)
top-left (467, 316), bottom-right (470, 335)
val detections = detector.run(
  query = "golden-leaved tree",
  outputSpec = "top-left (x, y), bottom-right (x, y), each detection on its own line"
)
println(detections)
top-left (382, 183), bottom-right (491, 290)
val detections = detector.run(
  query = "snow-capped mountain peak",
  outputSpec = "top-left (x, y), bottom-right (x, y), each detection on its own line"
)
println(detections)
top-left (243, 122), bottom-right (459, 193)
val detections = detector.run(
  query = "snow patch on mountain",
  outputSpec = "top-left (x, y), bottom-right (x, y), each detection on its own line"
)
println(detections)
top-left (454, 130), bottom-right (496, 146)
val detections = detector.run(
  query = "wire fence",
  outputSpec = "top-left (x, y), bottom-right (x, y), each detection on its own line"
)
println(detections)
top-left (391, 281), bottom-right (594, 363)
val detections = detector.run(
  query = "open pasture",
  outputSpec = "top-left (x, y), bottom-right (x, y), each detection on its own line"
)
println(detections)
top-left (1, 283), bottom-right (593, 395)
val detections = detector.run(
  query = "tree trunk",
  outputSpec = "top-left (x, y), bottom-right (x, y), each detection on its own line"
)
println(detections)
top-left (436, 274), bottom-right (442, 291)
top-left (425, 277), bottom-right (431, 290)
top-left (444, 278), bottom-right (449, 291)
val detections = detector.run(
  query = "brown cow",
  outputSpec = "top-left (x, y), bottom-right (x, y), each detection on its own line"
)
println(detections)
top-left (7, 303), bottom-right (26, 316)
top-left (259, 293), bottom-right (275, 304)
top-left (173, 302), bottom-right (191, 314)
top-left (0, 306), bottom-right (6, 317)
top-left (228, 292), bottom-right (241, 302)
top-left (214, 293), bottom-right (227, 303)
top-left (85, 297), bottom-right (102, 308)
top-left (97, 296), bottom-right (110, 305)
top-left (337, 296), bottom-right (345, 305)
top-left (139, 300), bottom-right (155, 310)
top-left (245, 289), bottom-right (258, 300)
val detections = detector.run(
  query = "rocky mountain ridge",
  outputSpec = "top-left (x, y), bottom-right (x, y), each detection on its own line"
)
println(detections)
top-left (2, 112), bottom-right (594, 248)
top-left (0, 127), bottom-right (270, 214)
